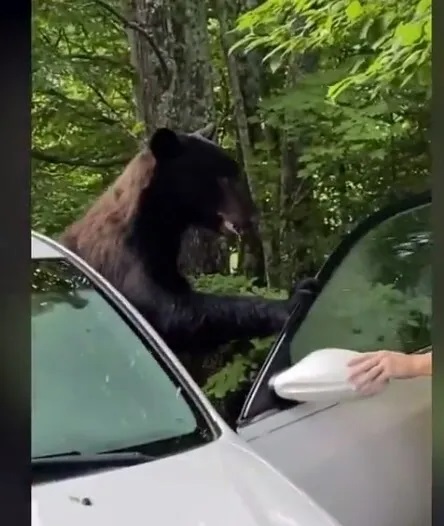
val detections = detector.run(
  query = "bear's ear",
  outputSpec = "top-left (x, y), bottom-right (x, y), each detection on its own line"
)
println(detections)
top-left (192, 123), bottom-right (217, 141)
top-left (149, 128), bottom-right (182, 160)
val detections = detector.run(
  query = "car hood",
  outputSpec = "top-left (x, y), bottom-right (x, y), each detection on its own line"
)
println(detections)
top-left (32, 436), bottom-right (340, 526)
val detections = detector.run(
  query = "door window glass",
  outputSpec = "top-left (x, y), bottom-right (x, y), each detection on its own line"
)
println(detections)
top-left (289, 204), bottom-right (431, 365)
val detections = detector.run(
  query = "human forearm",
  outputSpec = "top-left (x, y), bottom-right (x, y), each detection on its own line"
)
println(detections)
top-left (410, 351), bottom-right (432, 377)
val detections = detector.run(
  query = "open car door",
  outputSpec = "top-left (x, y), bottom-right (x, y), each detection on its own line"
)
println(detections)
top-left (236, 191), bottom-right (432, 526)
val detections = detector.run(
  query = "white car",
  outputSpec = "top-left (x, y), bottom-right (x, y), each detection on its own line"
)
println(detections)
top-left (32, 191), bottom-right (431, 526)
top-left (31, 232), bottom-right (341, 526)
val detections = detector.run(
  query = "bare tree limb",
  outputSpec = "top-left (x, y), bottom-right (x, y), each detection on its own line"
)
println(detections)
top-left (91, 0), bottom-right (170, 86)
top-left (32, 149), bottom-right (131, 168)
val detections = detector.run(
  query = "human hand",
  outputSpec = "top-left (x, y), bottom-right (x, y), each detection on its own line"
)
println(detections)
top-left (347, 350), bottom-right (417, 396)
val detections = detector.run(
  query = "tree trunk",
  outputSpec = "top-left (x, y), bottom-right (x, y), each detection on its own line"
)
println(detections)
top-left (124, 0), bottom-right (229, 275)
top-left (213, 0), bottom-right (269, 286)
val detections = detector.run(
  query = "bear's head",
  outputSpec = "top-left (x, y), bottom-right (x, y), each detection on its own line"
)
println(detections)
top-left (147, 125), bottom-right (257, 237)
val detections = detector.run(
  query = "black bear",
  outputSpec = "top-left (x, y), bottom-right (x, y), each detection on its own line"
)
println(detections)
top-left (60, 125), bottom-right (317, 354)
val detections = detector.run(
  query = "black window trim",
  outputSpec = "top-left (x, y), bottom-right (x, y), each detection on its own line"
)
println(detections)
top-left (238, 190), bottom-right (432, 426)
top-left (31, 234), bottom-right (222, 443)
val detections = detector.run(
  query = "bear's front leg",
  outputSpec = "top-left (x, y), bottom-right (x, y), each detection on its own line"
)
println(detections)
top-left (152, 277), bottom-right (319, 353)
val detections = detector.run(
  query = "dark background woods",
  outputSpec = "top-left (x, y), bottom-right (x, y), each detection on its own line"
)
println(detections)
top-left (32, 0), bottom-right (431, 423)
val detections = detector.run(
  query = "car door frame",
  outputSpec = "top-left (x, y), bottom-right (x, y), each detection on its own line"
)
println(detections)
top-left (237, 189), bottom-right (432, 428)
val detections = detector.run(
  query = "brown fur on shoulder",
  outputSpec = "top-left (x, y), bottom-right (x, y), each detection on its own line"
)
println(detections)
top-left (59, 150), bottom-right (155, 275)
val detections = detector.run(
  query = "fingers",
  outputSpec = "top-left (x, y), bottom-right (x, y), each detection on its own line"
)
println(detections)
top-left (347, 350), bottom-right (388, 367)
top-left (348, 354), bottom-right (381, 381)
top-left (348, 354), bottom-right (372, 366)
top-left (347, 351), bottom-right (391, 397)
top-left (357, 365), bottom-right (389, 395)
top-left (352, 363), bottom-right (385, 388)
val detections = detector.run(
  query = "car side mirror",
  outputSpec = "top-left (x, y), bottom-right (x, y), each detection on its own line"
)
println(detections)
top-left (269, 348), bottom-right (385, 403)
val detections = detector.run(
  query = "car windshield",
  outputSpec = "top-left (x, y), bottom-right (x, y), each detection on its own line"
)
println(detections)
top-left (32, 257), bottom-right (215, 461)
top-left (287, 203), bottom-right (432, 365)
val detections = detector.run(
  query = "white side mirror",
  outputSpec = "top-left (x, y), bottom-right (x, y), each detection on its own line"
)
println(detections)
top-left (270, 348), bottom-right (373, 403)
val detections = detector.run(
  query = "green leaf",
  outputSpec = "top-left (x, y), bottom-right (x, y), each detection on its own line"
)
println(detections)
top-left (359, 19), bottom-right (374, 40)
top-left (269, 55), bottom-right (282, 73)
top-left (131, 121), bottom-right (145, 135)
top-left (345, 1), bottom-right (364, 22)
top-left (395, 22), bottom-right (423, 47)
top-left (416, 0), bottom-right (431, 16)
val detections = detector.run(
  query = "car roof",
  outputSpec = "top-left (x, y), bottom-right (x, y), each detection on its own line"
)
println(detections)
top-left (31, 231), bottom-right (65, 259)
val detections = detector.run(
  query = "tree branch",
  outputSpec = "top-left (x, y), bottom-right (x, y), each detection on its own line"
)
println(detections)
top-left (61, 52), bottom-right (132, 70)
top-left (91, 0), bottom-right (170, 86)
top-left (32, 149), bottom-right (131, 168)
top-left (84, 82), bottom-right (138, 139)
top-left (37, 88), bottom-right (119, 126)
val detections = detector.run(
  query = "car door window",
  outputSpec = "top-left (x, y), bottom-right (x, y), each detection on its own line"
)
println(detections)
top-left (289, 203), bottom-right (431, 365)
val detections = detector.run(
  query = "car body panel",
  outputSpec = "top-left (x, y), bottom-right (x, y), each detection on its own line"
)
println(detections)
top-left (238, 376), bottom-right (431, 526)
top-left (33, 436), bottom-right (342, 526)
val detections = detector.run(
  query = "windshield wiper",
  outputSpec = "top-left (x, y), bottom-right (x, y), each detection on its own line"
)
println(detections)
top-left (32, 450), bottom-right (153, 468)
